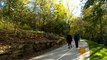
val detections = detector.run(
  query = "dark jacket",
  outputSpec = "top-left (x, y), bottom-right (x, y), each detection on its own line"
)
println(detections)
top-left (66, 35), bottom-right (72, 43)
top-left (74, 34), bottom-right (80, 41)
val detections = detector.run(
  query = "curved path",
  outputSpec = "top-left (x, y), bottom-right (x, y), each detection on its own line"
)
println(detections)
top-left (29, 40), bottom-right (90, 60)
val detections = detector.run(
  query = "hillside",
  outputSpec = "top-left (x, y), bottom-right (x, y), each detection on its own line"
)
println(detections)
top-left (0, 30), bottom-right (65, 60)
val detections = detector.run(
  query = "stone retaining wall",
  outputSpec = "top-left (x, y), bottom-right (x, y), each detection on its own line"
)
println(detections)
top-left (0, 37), bottom-right (65, 60)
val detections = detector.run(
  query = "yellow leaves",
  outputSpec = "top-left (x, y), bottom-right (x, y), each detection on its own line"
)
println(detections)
top-left (0, 17), bottom-right (15, 30)
top-left (55, 3), bottom-right (65, 10)
top-left (70, 16), bottom-right (77, 21)
top-left (79, 47), bottom-right (86, 54)
top-left (20, 0), bottom-right (30, 4)
top-left (84, 5), bottom-right (94, 16)
top-left (70, 17), bottom-right (84, 34)
top-left (54, 3), bottom-right (67, 16)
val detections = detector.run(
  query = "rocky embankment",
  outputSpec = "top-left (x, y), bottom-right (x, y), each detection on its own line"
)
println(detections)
top-left (0, 30), bottom-right (65, 60)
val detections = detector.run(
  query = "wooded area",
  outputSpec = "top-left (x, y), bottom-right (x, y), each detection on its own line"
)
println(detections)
top-left (0, 0), bottom-right (107, 44)
top-left (0, 0), bottom-right (107, 59)
top-left (0, 0), bottom-right (71, 35)
top-left (82, 0), bottom-right (107, 45)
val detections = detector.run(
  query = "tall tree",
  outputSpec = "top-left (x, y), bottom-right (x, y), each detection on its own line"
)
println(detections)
top-left (83, 0), bottom-right (107, 43)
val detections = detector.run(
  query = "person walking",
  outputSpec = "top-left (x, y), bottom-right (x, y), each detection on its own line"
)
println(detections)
top-left (74, 33), bottom-right (80, 48)
top-left (66, 34), bottom-right (72, 49)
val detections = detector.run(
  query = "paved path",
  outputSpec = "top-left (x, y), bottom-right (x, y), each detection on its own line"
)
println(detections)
top-left (29, 40), bottom-right (90, 60)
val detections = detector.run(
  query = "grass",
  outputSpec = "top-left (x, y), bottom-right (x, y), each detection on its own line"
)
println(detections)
top-left (86, 40), bottom-right (107, 60)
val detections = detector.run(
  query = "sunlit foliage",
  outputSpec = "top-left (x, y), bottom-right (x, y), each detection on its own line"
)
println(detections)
top-left (82, 0), bottom-right (107, 45)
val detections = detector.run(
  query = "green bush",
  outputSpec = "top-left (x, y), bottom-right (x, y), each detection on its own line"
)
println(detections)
top-left (0, 17), bottom-right (15, 30)
top-left (41, 20), bottom-right (68, 35)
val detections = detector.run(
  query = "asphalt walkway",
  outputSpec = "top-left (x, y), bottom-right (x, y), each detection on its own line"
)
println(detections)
top-left (29, 40), bottom-right (90, 60)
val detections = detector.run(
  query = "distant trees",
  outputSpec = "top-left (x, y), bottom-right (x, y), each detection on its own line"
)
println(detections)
top-left (0, 0), bottom-right (72, 35)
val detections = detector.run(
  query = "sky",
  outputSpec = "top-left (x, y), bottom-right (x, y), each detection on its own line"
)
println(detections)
top-left (0, 1), bottom-right (4, 6)
top-left (62, 0), bottom-right (87, 16)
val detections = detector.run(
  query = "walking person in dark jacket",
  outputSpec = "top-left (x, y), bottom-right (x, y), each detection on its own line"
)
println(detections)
top-left (66, 34), bottom-right (72, 49)
top-left (74, 33), bottom-right (80, 48)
